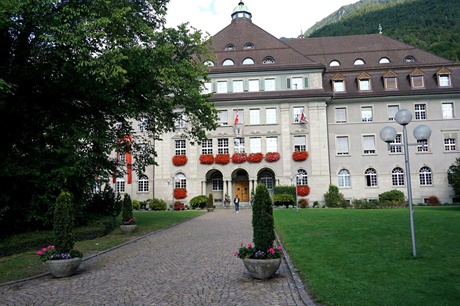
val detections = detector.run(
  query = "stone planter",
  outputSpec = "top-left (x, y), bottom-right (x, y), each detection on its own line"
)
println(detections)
top-left (46, 257), bottom-right (82, 278)
top-left (243, 258), bottom-right (281, 280)
top-left (120, 224), bottom-right (137, 234)
top-left (207, 207), bottom-right (215, 212)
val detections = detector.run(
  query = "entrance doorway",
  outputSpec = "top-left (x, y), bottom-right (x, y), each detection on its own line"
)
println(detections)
top-left (235, 181), bottom-right (250, 202)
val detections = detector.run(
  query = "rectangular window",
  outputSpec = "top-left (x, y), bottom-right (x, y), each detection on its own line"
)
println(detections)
top-left (361, 106), bottom-right (373, 122)
top-left (390, 134), bottom-right (402, 153)
top-left (444, 138), bottom-right (456, 151)
top-left (388, 105), bottom-right (399, 121)
top-left (415, 104), bottom-right (426, 120)
top-left (202, 82), bottom-right (212, 94)
top-left (412, 75), bottom-right (424, 88)
top-left (217, 81), bottom-right (227, 93)
top-left (138, 118), bottom-right (148, 132)
top-left (201, 139), bottom-right (213, 155)
top-left (442, 103), bottom-right (454, 119)
top-left (336, 136), bottom-right (349, 155)
top-left (234, 138), bottom-right (245, 153)
top-left (293, 107), bottom-right (304, 123)
top-left (115, 179), bottom-right (125, 194)
top-left (218, 110), bottom-right (228, 126)
top-left (417, 139), bottom-right (429, 152)
top-left (138, 178), bottom-right (149, 192)
top-left (250, 137), bottom-right (262, 153)
top-left (233, 80), bottom-right (243, 93)
top-left (175, 114), bottom-right (185, 128)
top-left (363, 135), bottom-right (376, 154)
top-left (335, 107), bottom-right (347, 123)
top-left (292, 77), bottom-right (303, 89)
top-left (175, 140), bottom-right (186, 155)
top-left (266, 108), bottom-right (277, 124)
top-left (212, 178), bottom-right (223, 191)
top-left (294, 136), bottom-right (306, 152)
top-left (264, 78), bottom-right (275, 91)
top-left (385, 77), bottom-right (397, 89)
top-left (439, 75), bottom-right (451, 87)
top-left (333, 80), bottom-right (345, 92)
top-left (359, 79), bottom-right (371, 91)
top-left (266, 137), bottom-right (278, 152)
top-left (249, 109), bottom-right (260, 125)
top-left (249, 79), bottom-right (259, 92)
top-left (218, 138), bottom-right (229, 154)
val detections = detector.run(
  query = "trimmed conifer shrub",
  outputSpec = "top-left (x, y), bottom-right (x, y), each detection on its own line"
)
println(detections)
top-left (54, 191), bottom-right (76, 253)
top-left (252, 184), bottom-right (275, 251)
top-left (121, 193), bottom-right (133, 221)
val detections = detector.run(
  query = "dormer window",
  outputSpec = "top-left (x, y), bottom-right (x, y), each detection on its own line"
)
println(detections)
top-left (383, 70), bottom-right (398, 90)
top-left (404, 56), bottom-right (416, 63)
top-left (224, 44), bottom-right (235, 51)
top-left (379, 57), bottom-right (390, 64)
top-left (357, 72), bottom-right (372, 91)
top-left (262, 56), bottom-right (275, 64)
top-left (437, 67), bottom-right (452, 87)
top-left (242, 58), bottom-right (255, 65)
top-left (354, 59), bottom-right (365, 65)
top-left (244, 43), bottom-right (255, 49)
top-left (331, 74), bottom-right (346, 92)
top-left (204, 61), bottom-right (214, 67)
top-left (410, 69), bottom-right (425, 88)
top-left (329, 60), bottom-right (340, 67)
top-left (223, 59), bottom-right (235, 66)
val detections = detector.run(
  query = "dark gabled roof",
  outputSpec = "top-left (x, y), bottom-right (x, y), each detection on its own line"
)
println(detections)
top-left (284, 34), bottom-right (455, 71)
top-left (208, 18), bottom-right (324, 73)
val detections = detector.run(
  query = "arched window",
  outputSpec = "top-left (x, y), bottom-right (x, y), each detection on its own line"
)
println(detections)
top-left (338, 169), bottom-right (351, 187)
top-left (329, 60), bottom-right (340, 67)
top-left (224, 44), bottom-right (235, 51)
top-left (204, 61), bottom-right (214, 67)
top-left (365, 168), bottom-right (378, 187)
top-left (392, 167), bottom-right (404, 186)
top-left (244, 42), bottom-right (255, 49)
top-left (261, 172), bottom-right (274, 190)
top-left (404, 56), bottom-right (416, 63)
top-left (379, 57), bottom-right (390, 64)
top-left (174, 173), bottom-right (186, 189)
top-left (262, 56), bottom-right (275, 64)
top-left (223, 59), bottom-right (235, 66)
top-left (138, 175), bottom-right (149, 192)
top-left (354, 59), bottom-right (365, 65)
top-left (419, 167), bottom-right (432, 185)
top-left (296, 169), bottom-right (308, 185)
top-left (212, 173), bottom-right (223, 191)
top-left (242, 58), bottom-right (255, 65)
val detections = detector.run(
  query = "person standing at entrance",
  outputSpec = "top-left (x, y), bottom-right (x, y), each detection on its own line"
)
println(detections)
top-left (234, 195), bottom-right (240, 213)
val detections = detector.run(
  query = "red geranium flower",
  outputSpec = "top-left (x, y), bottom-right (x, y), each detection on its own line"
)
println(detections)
top-left (174, 188), bottom-right (187, 199)
top-left (297, 185), bottom-right (310, 196)
top-left (199, 154), bottom-right (214, 164)
top-left (265, 152), bottom-right (281, 162)
top-left (292, 151), bottom-right (309, 161)
top-left (247, 153), bottom-right (264, 163)
top-left (232, 153), bottom-right (247, 164)
top-left (215, 153), bottom-right (230, 165)
top-left (172, 155), bottom-right (187, 166)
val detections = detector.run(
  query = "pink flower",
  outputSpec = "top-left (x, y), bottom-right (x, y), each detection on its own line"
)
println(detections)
top-left (37, 251), bottom-right (42, 256)
top-left (240, 242), bottom-right (243, 247)
top-left (269, 248), bottom-right (275, 254)
top-left (42, 248), bottom-right (46, 252)
top-left (278, 246), bottom-right (282, 251)
top-left (47, 245), bottom-right (52, 249)
top-left (247, 243), bottom-right (252, 248)
top-left (233, 251), bottom-right (238, 256)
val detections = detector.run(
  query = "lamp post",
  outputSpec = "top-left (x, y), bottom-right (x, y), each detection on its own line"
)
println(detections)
top-left (167, 176), bottom-right (175, 214)
top-left (379, 109), bottom-right (431, 257)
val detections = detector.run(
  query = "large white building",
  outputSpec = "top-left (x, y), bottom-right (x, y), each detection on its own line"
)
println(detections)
top-left (114, 2), bottom-right (460, 206)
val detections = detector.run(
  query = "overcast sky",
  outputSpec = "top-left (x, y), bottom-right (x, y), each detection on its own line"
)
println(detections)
top-left (165, 0), bottom-right (359, 38)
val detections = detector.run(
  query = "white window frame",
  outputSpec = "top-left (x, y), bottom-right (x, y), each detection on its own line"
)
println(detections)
top-left (291, 77), bottom-right (303, 90)
top-left (333, 80), bottom-right (345, 92)
top-left (234, 137), bottom-right (245, 153)
top-left (335, 107), bottom-right (347, 123)
top-left (338, 169), bottom-right (351, 187)
top-left (175, 140), bottom-right (186, 155)
top-left (201, 139), bottom-right (213, 155)
top-left (218, 138), bottom-right (229, 154)
top-left (266, 137), bottom-right (278, 152)
top-left (233, 80), bottom-right (243, 93)
top-left (363, 135), bottom-right (376, 154)
top-left (248, 79), bottom-right (259, 92)
top-left (359, 79), bottom-right (371, 91)
top-left (293, 107), bottom-right (304, 123)
top-left (138, 176), bottom-right (149, 192)
top-left (250, 137), bottom-right (262, 153)
top-left (387, 105), bottom-right (399, 121)
top-left (218, 110), bottom-right (228, 126)
top-left (444, 138), bottom-right (456, 151)
top-left (392, 168), bottom-right (405, 186)
top-left (336, 136), bottom-right (349, 155)
top-left (174, 173), bottom-right (186, 189)
top-left (365, 168), bottom-right (378, 187)
top-left (417, 139), bottom-right (429, 152)
top-left (249, 109), bottom-right (260, 125)
top-left (415, 104), bottom-right (426, 120)
top-left (439, 74), bottom-right (451, 87)
top-left (442, 103), bottom-right (454, 119)
top-left (264, 78), bottom-right (275, 91)
top-left (217, 81), bottom-right (228, 93)
top-left (294, 136), bottom-right (306, 152)
top-left (266, 108), bottom-right (277, 124)
top-left (389, 134), bottom-right (403, 153)
top-left (419, 167), bottom-right (433, 186)
top-left (361, 106), bottom-right (373, 122)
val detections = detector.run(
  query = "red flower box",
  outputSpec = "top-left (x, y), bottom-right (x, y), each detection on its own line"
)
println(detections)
top-left (174, 188), bottom-right (187, 199)
top-left (292, 151), bottom-right (309, 161)
top-left (247, 153), bottom-right (264, 163)
top-left (199, 154), bottom-right (214, 164)
top-left (265, 152), bottom-right (280, 163)
top-left (232, 153), bottom-right (247, 164)
top-left (297, 185), bottom-right (310, 196)
top-left (215, 153), bottom-right (230, 165)
top-left (172, 155), bottom-right (188, 166)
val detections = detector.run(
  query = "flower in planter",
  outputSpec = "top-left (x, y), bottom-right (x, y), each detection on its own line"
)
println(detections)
top-left (265, 152), bottom-right (280, 163)
top-left (174, 201), bottom-right (185, 210)
top-left (37, 245), bottom-right (83, 262)
top-left (232, 153), bottom-right (247, 164)
top-left (297, 185), bottom-right (310, 196)
top-left (121, 216), bottom-right (137, 225)
top-left (199, 154), bottom-right (214, 164)
top-left (174, 188), bottom-right (187, 199)
top-left (234, 243), bottom-right (282, 259)
top-left (172, 155), bottom-right (187, 166)
top-left (215, 153), bottom-right (230, 165)
top-left (292, 151), bottom-right (309, 161)
top-left (247, 152), bottom-right (264, 163)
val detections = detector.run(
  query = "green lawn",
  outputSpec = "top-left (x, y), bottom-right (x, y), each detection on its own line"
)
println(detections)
top-left (0, 211), bottom-right (204, 284)
top-left (274, 207), bottom-right (460, 306)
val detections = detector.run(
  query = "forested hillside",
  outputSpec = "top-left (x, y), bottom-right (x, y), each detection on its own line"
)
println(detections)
top-left (306, 0), bottom-right (459, 61)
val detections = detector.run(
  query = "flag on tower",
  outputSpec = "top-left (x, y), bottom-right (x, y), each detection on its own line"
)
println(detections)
top-left (234, 109), bottom-right (239, 124)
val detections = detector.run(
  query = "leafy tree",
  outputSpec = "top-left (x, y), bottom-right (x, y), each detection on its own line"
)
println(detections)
top-left (449, 158), bottom-right (460, 200)
top-left (252, 184), bottom-right (275, 251)
top-left (0, 0), bottom-right (218, 231)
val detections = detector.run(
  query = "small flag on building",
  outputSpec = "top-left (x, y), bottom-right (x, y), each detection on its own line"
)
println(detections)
top-left (234, 109), bottom-right (239, 124)
top-left (300, 111), bottom-right (309, 123)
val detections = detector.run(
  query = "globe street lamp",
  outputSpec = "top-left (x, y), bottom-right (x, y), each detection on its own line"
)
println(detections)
top-left (379, 109), bottom-right (431, 257)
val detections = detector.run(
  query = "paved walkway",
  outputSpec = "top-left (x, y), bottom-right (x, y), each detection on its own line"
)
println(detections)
top-left (0, 208), bottom-right (315, 305)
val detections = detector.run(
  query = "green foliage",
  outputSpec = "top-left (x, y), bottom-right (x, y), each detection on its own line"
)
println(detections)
top-left (274, 194), bottom-right (295, 208)
top-left (87, 185), bottom-right (121, 217)
top-left (352, 199), bottom-right (379, 209)
top-left (189, 195), bottom-right (208, 209)
top-left (274, 185), bottom-right (296, 198)
top-left (252, 184), bottom-right (275, 251)
top-left (132, 199), bottom-right (140, 210)
top-left (324, 184), bottom-right (348, 208)
top-left (207, 193), bottom-right (214, 208)
top-left (147, 198), bottom-right (167, 211)
top-left (298, 198), bottom-right (309, 208)
top-left (378, 190), bottom-right (405, 206)
top-left (224, 193), bottom-right (231, 204)
top-left (121, 194), bottom-right (133, 222)
top-left (307, 0), bottom-right (460, 61)
top-left (53, 191), bottom-right (75, 254)
top-left (449, 158), bottom-right (460, 199)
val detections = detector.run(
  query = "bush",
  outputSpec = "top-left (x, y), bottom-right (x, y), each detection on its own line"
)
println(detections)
top-left (86, 185), bottom-right (121, 217)
top-left (54, 191), bottom-right (76, 253)
top-left (132, 199), bottom-right (140, 210)
top-left (147, 198), bottom-right (167, 211)
top-left (324, 184), bottom-right (348, 208)
top-left (207, 193), bottom-right (214, 208)
top-left (352, 199), bottom-right (379, 209)
top-left (378, 190), bottom-right (405, 206)
top-left (427, 195), bottom-right (441, 206)
top-left (274, 185), bottom-right (296, 198)
top-left (274, 194), bottom-right (295, 208)
top-left (252, 184), bottom-right (275, 251)
top-left (298, 198), bottom-right (309, 208)
top-left (121, 194), bottom-right (133, 223)
top-left (189, 195), bottom-right (208, 209)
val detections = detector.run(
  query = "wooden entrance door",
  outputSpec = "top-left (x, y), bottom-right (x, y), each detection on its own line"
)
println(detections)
top-left (235, 181), bottom-right (250, 202)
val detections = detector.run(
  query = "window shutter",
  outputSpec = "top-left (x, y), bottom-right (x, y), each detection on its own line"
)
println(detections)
top-left (287, 78), bottom-right (291, 89)
top-left (304, 77), bottom-right (309, 88)
top-left (212, 82), bottom-right (217, 93)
